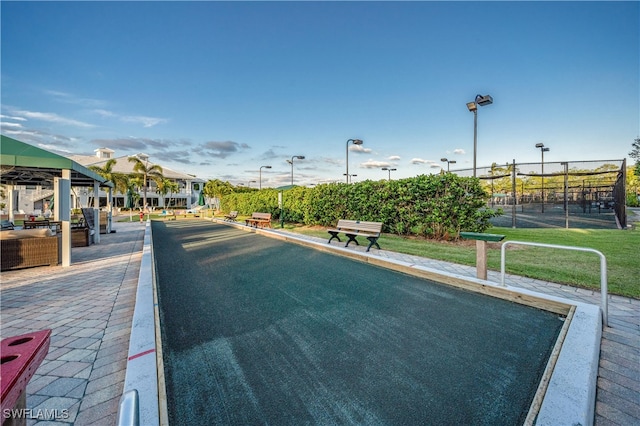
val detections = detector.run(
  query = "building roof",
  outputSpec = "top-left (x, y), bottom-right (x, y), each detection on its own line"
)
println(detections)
top-left (0, 135), bottom-right (112, 187)
top-left (70, 154), bottom-right (204, 182)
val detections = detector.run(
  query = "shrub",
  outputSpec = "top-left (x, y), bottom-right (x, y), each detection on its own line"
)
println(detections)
top-left (219, 174), bottom-right (499, 240)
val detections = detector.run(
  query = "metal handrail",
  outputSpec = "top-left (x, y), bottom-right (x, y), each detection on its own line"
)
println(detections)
top-left (500, 241), bottom-right (608, 326)
top-left (117, 389), bottom-right (139, 426)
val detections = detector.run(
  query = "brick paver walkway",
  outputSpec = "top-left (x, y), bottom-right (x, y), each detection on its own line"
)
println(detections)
top-left (1, 221), bottom-right (144, 425)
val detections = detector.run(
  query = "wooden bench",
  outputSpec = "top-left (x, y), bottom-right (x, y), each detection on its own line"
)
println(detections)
top-left (245, 212), bottom-right (272, 228)
top-left (224, 211), bottom-right (238, 221)
top-left (459, 232), bottom-right (506, 280)
top-left (327, 220), bottom-right (383, 252)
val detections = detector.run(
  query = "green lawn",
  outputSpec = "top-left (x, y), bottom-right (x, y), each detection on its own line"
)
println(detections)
top-left (281, 223), bottom-right (640, 299)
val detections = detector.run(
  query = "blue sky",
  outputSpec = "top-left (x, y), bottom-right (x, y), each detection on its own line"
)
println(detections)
top-left (2, 1), bottom-right (638, 187)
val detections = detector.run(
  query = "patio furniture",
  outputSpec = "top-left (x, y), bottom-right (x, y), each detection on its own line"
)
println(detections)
top-left (0, 228), bottom-right (61, 271)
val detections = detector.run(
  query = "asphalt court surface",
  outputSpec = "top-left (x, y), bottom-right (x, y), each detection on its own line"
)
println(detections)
top-left (153, 221), bottom-right (565, 425)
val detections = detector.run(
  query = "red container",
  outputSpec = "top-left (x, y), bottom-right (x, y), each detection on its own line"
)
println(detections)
top-left (1, 329), bottom-right (51, 413)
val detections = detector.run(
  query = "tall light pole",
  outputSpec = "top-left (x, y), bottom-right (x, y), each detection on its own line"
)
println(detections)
top-left (346, 139), bottom-right (363, 183)
top-left (343, 173), bottom-right (358, 183)
top-left (535, 143), bottom-right (550, 213)
top-left (466, 94), bottom-right (493, 177)
top-left (440, 158), bottom-right (456, 172)
top-left (381, 167), bottom-right (396, 181)
top-left (259, 165), bottom-right (271, 190)
top-left (248, 180), bottom-right (256, 188)
top-left (287, 155), bottom-right (305, 186)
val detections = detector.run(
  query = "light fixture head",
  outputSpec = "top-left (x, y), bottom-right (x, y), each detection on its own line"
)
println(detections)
top-left (440, 158), bottom-right (448, 162)
top-left (352, 139), bottom-right (363, 145)
top-left (382, 167), bottom-right (389, 171)
top-left (466, 102), bottom-right (477, 112)
top-left (475, 94), bottom-right (493, 106)
top-left (294, 155), bottom-right (305, 160)
top-left (449, 161), bottom-right (456, 165)
top-left (264, 165), bottom-right (272, 169)
top-left (390, 168), bottom-right (397, 171)
top-left (535, 143), bottom-right (545, 148)
top-left (542, 147), bottom-right (550, 152)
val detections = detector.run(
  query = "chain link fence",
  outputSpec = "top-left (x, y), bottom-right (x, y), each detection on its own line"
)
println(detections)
top-left (451, 159), bottom-right (627, 229)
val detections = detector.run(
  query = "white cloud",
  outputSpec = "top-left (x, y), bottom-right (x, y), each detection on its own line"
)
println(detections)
top-left (410, 158), bottom-right (427, 164)
top-left (0, 114), bottom-right (27, 121)
top-left (93, 109), bottom-right (168, 128)
top-left (0, 121), bottom-right (23, 129)
top-left (360, 159), bottom-right (391, 169)
top-left (94, 109), bottom-right (116, 118)
top-left (350, 144), bottom-right (372, 153)
top-left (121, 115), bottom-right (168, 128)
top-left (388, 155), bottom-right (401, 161)
top-left (453, 148), bottom-right (465, 155)
top-left (12, 109), bottom-right (94, 128)
top-left (44, 89), bottom-right (107, 108)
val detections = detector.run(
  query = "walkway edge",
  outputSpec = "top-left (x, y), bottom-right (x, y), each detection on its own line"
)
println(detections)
top-left (120, 220), bottom-right (159, 426)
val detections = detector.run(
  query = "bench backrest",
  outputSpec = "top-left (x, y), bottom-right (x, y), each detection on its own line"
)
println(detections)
top-left (336, 220), bottom-right (382, 234)
top-left (252, 212), bottom-right (271, 220)
top-left (228, 211), bottom-right (238, 217)
top-left (80, 208), bottom-right (95, 230)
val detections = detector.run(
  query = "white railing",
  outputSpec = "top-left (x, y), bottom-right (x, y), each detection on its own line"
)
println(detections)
top-left (500, 241), bottom-right (608, 326)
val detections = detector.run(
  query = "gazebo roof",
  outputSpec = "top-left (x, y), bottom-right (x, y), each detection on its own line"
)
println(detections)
top-left (0, 135), bottom-right (112, 187)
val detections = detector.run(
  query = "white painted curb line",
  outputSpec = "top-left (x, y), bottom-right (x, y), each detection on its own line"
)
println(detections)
top-left (120, 220), bottom-right (159, 426)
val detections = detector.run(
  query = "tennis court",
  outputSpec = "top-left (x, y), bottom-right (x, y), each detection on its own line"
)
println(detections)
top-left (153, 221), bottom-right (566, 425)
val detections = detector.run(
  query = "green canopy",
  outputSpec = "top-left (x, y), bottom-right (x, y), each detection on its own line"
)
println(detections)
top-left (0, 135), bottom-right (112, 188)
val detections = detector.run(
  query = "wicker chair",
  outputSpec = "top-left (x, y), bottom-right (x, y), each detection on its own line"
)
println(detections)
top-left (0, 229), bottom-right (61, 271)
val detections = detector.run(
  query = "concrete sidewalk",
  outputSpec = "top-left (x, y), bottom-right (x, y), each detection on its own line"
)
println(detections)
top-left (0, 218), bottom-right (637, 425)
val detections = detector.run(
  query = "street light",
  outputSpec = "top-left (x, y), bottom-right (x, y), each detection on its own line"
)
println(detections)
top-left (381, 167), bottom-right (396, 181)
top-left (440, 158), bottom-right (457, 172)
top-left (287, 155), bottom-right (305, 186)
top-left (248, 180), bottom-right (257, 188)
top-left (259, 165), bottom-right (272, 190)
top-left (346, 139), bottom-right (363, 183)
top-left (535, 143), bottom-right (550, 213)
top-left (343, 173), bottom-right (358, 183)
top-left (466, 94), bottom-right (493, 177)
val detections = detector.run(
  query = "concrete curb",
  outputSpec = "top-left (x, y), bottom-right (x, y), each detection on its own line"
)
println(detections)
top-left (120, 220), bottom-right (159, 426)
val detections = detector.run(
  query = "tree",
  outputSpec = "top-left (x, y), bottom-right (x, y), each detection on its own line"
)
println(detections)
top-left (157, 178), bottom-right (180, 209)
top-left (203, 179), bottom-right (233, 211)
top-left (128, 156), bottom-right (164, 210)
top-left (630, 137), bottom-right (640, 175)
top-left (89, 159), bottom-right (127, 210)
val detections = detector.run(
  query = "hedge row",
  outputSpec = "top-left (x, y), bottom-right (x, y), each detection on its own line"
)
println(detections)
top-left (221, 174), bottom-right (499, 240)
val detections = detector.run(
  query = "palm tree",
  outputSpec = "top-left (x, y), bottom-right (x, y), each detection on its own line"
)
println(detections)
top-left (128, 155), bottom-right (164, 210)
top-left (203, 179), bottom-right (233, 211)
top-left (88, 159), bottom-right (127, 209)
top-left (157, 178), bottom-right (179, 210)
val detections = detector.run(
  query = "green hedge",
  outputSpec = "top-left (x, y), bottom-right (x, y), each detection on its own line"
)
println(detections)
top-left (222, 174), bottom-right (499, 240)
